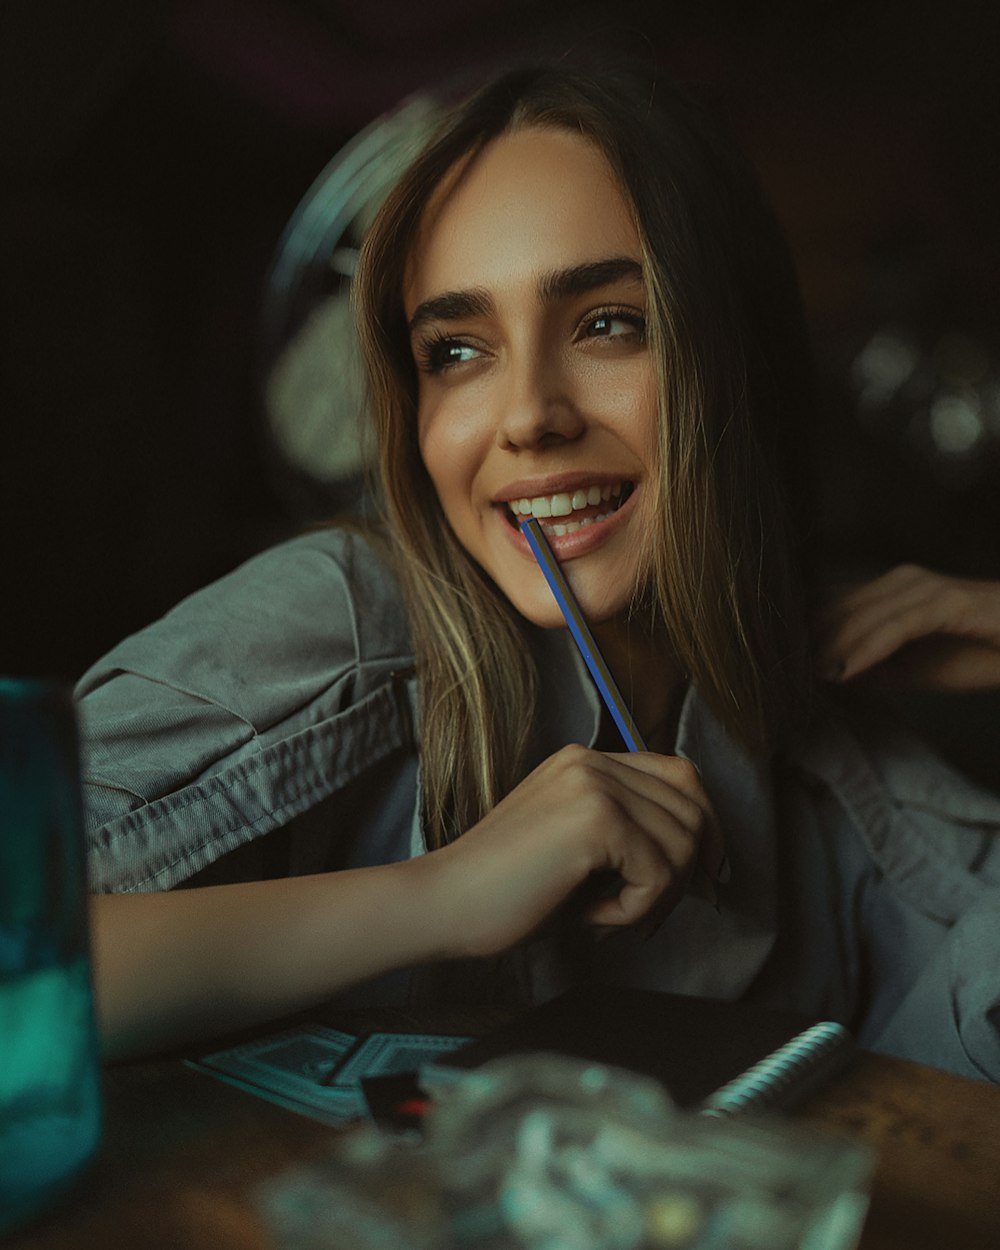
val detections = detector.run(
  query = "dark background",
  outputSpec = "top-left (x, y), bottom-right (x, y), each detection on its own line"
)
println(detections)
top-left (4, 0), bottom-right (1000, 683)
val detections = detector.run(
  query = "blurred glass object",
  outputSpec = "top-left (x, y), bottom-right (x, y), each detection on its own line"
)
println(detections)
top-left (0, 680), bottom-right (102, 1236)
top-left (265, 294), bottom-right (371, 492)
top-left (259, 1055), bottom-right (873, 1250)
top-left (258, 1129), bottom-right (442, 1249)
top-left (258, 93), bottom-right (443, 518)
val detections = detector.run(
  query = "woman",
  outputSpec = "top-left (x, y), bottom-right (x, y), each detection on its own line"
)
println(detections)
top-left (80, 64), bottom-right (1000, 1074)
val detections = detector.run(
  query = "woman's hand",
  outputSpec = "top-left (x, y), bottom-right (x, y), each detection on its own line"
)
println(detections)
top-left (424, 744), bottom-right (726, 961)
top-left (817, 564), bottom-right (1000, 690)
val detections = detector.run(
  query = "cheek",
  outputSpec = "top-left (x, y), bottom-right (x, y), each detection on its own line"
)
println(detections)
top-left (590, 350), bottom-right (656, 416)
top-left (416, 431), bottom-right (472, 544)
top-left (417, 399), bottom-right (487, 496)
top-left (416, 412), bottom-right (453, 499)
top-left (416, 393), bottom-right (445, 480)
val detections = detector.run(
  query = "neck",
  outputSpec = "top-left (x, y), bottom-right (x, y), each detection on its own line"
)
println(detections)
top-left (592, 616), bottom-right (683, 754)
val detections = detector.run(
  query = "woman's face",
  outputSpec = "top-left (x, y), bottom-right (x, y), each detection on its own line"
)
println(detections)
top-left (405, 125), bottom-right (657, 628)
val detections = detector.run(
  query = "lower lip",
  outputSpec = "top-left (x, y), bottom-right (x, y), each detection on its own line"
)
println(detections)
top-left (499, 490), bottom-right (639, 560)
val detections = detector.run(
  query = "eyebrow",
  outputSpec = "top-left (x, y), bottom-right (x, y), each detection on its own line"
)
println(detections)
top-left (407, 256), bottom-right (644, 333)
top-left (538, 257), bottom-right (644, 303)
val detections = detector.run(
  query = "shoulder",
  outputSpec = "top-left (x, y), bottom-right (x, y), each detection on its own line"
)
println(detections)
top-left (76, 524), bottom-right (412, 712)
top-left (221, 524), bottom-right (412, 665)
top-left (76, 525), bottom-right (419, 889)
top-left (160, 524), bottom-right (409, 660)
top-left (780, 708), bottom-right (1000, 921)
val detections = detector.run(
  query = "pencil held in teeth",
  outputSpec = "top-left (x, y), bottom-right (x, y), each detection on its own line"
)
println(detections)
top-left (521, 517), bottom-right (645, 752)
top-left (520, 518), bottom-right (723, 910)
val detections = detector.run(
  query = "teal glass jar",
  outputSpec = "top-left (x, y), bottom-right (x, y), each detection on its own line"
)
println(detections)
top-left (0, 679), bottom-right (102, 1235)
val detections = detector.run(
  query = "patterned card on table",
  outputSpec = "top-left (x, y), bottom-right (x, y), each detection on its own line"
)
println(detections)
top-left (329, 1031), bottom-right (472, 1088)
top-left (187, 1025), bottom-right (471, 1125)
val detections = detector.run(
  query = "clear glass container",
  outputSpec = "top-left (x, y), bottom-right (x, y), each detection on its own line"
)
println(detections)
top-left (0, 679), bottom-right (102, 1235)
top-left (258, 1054), bottom-right (873, 1250)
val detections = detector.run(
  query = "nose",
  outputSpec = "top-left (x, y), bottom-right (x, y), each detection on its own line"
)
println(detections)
top-left (494, 348), bottom-right (585, 451)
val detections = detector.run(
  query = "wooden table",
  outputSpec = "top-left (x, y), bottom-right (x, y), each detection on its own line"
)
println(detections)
top-left (7, 1017), bottom-right (1000, 1250)
top-left (796, 1051), bottom-right (1000, 1250)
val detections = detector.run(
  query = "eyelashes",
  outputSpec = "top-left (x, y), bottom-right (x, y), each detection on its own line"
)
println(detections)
top-left (577, 310), bottom-right (650, 350)
top-left (577, 307), bottom-right (646, 343)
top-left (413, 331), bottom-right (483, 376)
top-left (412, 305), bottom-right (647, 377)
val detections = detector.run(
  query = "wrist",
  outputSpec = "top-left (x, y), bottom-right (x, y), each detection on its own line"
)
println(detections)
top-left (397, 849), bottom-right (471, 964)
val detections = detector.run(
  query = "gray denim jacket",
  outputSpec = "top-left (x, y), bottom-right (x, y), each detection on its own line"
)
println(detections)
top-left (75, 528), bottom-right (1000, 1080)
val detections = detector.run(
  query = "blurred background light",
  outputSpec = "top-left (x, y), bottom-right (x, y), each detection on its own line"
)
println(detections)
top-left (851, 329), bottom-right (920, 413)
top-left (928, 389), bottom-right (986, 456)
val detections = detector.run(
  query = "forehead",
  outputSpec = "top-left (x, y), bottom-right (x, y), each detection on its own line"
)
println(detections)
top-left (404, 126), bottom-right (640, 311)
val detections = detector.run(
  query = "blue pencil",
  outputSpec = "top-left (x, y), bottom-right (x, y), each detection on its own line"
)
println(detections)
top-left (520, 518), bottom-right (647, 753)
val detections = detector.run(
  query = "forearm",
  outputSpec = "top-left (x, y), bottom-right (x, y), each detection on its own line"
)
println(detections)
top-left (88, 745), bottom-right (722, 1062)
top-left (89, 855), bottom-right (453, 1062)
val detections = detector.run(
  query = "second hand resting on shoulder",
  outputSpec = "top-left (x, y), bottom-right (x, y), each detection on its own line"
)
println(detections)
top-left (817, 563), bottom-right (1000, 690)
top-left (90, 744), bottom-right (725, 1061)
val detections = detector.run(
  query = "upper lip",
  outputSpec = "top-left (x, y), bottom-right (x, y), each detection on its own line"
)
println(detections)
top-left (493, 471), bottom-right (636, 503)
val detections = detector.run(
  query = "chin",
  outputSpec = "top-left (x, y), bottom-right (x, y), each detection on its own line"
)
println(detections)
top-left (504, 577), bottom-right (634, 632)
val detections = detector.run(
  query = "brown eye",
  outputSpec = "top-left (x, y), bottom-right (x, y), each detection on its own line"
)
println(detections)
top-left (416, 336), bottom-right (483, 374)
top-left (582, 310), bottom-right (646, 341)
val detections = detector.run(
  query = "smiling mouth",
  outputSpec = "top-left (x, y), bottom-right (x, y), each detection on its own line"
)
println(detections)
top-left (504, 481), bottom-right (635, 535)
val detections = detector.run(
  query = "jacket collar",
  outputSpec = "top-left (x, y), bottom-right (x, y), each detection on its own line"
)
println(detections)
top-left (528, 630), bottom-right (780, 1002)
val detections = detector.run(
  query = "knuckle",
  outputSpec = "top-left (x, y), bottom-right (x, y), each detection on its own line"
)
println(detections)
top-left (559, 741), bottom-right (591, 761)
top-left (674, 817), bottom-right (701, 854)
top-left (667, 756), bottom-right (701, 789)
top-left (543, 743), bottom-right (593, 785)
top-left (553, 742), bottom-right (593, 772)
top-left (687, 804), bottom-right (708, 839)
top-left (942, 583), bottom-right (972, 620)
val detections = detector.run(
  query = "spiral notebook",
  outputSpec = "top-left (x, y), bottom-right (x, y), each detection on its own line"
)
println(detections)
top-left (442, 985), bottom-right (855, 1116)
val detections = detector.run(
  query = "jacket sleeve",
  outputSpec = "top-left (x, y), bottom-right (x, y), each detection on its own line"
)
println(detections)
top-left (75, 528), bottom-right (416, 893)
top-left (791, 716), bottom-right (1000, 1081)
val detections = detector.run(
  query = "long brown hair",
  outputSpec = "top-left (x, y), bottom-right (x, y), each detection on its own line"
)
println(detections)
top-left (354, 64), bottom-right (818, 848)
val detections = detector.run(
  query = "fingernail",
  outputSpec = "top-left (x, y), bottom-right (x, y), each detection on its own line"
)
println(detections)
top-left (715, 854), bottom-right (731, 884)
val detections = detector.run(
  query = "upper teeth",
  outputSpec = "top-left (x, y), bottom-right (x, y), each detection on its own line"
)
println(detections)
top-left (510, 483), bottom-right (621, 519)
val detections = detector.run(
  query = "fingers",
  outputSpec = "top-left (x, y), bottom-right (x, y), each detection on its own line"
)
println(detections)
top-left (596, 751), bottom-right (728, 885)
top-left (584, 830), bottom-right (681, 928)
top-left (447, 743), bottom-right (728, 958)
top-left (549, 748), bottom-right (725, 928)
top-left (816, 565), bottom-right (934, 679)
top-left (817, 564), bottom-right (976, 681)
